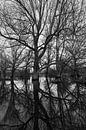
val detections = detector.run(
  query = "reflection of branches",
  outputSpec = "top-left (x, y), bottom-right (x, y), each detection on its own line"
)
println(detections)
top-left (0, 116), bottom-right (33, 129)
top-left (39, 88), bottom-right (71, 102)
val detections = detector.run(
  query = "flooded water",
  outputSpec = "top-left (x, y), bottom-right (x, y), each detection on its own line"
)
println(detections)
top-left (5, 76), bottom-right (75, 98)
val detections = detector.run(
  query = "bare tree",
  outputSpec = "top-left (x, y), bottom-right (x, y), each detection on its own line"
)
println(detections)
top-left (2, 41), bottom-right (26, 123)
top-left (0, 0), bottom-right (86, 130)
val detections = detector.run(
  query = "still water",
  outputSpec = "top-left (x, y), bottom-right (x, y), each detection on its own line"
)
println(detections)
top-left (5, 76), bottom-right (75, 97)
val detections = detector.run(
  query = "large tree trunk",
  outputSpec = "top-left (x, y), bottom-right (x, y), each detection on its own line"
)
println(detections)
top-left (32, 37), bottom-right (53, 130)
top-left (32, 43), bottom-right (40, 130)
top-left (33, 77), bottom-right (39, 130)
